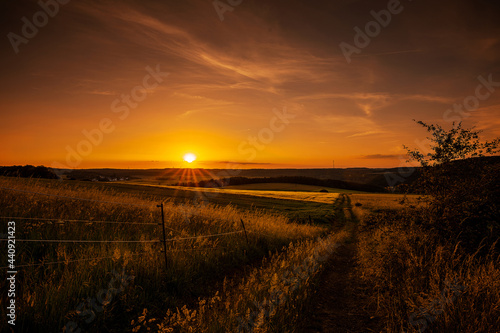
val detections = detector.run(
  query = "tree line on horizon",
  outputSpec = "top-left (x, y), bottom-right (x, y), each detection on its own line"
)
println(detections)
top-left (0, 165), bottom-right (59, 179)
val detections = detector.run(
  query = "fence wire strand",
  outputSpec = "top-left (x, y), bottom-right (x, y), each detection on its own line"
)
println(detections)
top-left (0, 186), bottom-right (154, 208)
top-left (0, 186), bottom-right (252, 270)
top-left (0, 238), bottom-right (160, 243)
top-left (1, 230), bottom-right (244, 244)
top-left (0, 216), bottom-right (158, 226)
top-left (0, 251), bottom-right (150, 270)
top-left (0, 246), bottom-right (230, 270)
top-left (166, 230), bottom-right (244, 242)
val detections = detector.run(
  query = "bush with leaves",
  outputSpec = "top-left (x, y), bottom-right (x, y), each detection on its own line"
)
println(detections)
top-left (404, 121), bottom-right (500, 251)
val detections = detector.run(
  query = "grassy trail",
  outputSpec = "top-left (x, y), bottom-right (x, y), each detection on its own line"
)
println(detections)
top-left (299, 194), bottom-right (380, 332)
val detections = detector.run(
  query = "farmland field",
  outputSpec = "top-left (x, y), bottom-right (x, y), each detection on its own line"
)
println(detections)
top-left (118, 182), bottom-right (341, 204)
top-left (0, 176), bottom-right (344, 332)
top-left (221, 182), bottom-right (366, 193)
top-left (171, 185), bottom-right (342, 204)
top-left (106, 181), bottom-right (343, 223)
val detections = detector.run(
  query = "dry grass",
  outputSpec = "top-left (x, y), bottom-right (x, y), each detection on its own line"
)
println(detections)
top-left (130, 230), bottom-right (350, 332)
top-left (0, 176), bottom-right (326, 332)
top-left (354, 207), bottom-right (500, 332)
top-left (350, 193), bottom-right (425, 223)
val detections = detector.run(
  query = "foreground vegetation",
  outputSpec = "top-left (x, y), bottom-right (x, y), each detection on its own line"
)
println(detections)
top-left (0, 176), bottom-right (329, 332)
top-left (131, 230), bottom-right (349, 332)
top-left (351, 122), bottom-right (500, 332)
top-left (353, 202), bottom-right (500, 332)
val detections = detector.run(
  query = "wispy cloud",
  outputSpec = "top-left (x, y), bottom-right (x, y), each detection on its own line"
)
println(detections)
top-left (359, 154), bottom-right (400, 159)
top-left (2, 0), bottom-right (499, 168)
top-left (313, 114), bottom-right (386, 137)
top-left (85, 90), bottom-right (117, 96)
top-left (347, 131), bottom-right (386, 138)
top-left (200, 161), bottom-right (274, 166)
top-left (353, 49), bottom-right (423, 58)
top-left (468, 104), bottom-right (500, 136)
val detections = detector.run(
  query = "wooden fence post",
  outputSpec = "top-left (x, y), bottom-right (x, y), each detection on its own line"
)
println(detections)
top-left (240, 218), bottom-right (249, 246)
top-left (157, 203), bottom-right (168, 272)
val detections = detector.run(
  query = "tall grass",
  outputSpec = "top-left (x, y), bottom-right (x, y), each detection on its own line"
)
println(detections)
top-left (354, 207), bottom-right (500, 332)
top-left (0, 177), bottom-right (326, 332)
top-left (130, 230), bottom-right (349, 332)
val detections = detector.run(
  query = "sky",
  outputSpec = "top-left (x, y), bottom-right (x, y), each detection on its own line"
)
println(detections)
top-left (0, 0), bottom-right (499, 169)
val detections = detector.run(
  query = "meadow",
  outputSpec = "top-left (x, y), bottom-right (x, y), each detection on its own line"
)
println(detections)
top-left (103, 181), bottom-right (343, 224)
top-left (0, 176), bottom-right (338, 332)
top-left (222, 182), bottom-right (349, 192)
top-left (160, 185), bottom-right (342, 205)
top-left (1, 173), bottom-right (498, 332)
top-left (114, 180), bottom-right (348, 204)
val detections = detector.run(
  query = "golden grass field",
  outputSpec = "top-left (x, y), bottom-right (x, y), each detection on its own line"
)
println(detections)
top-left (123, 182), bottom-right (342, 205)
top-left (1, 175), bottom-right (498, 332)
top-left (191, 187), bottom-right (341, 205)
top-left (0, 176), bottom-right (336, 332)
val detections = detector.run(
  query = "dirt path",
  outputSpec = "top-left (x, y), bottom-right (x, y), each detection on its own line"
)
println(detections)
top-left (298, 195), bottom-right (381, 332)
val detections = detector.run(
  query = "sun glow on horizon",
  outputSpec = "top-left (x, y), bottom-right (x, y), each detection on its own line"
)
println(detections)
top-left (183, 153), bottom-right (197, 163)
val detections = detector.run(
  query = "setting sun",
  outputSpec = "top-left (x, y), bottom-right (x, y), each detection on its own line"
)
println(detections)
top-left (183, 153), bottom-right (197, 163)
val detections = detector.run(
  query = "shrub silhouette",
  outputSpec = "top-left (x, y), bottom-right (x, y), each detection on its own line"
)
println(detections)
top-left (404, 121), bottom-right (500, 251)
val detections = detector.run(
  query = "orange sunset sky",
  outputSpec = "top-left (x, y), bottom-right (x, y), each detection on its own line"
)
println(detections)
top-left (1, 0), bottom-right (499, 169)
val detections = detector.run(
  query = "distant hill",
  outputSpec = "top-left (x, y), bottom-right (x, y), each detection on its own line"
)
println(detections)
top-left (51, 156), bottom-right (500, 192)
top-left (58, 166), bottom-right (418, 189)
top-left (0, 165), bottom-right (59, 179)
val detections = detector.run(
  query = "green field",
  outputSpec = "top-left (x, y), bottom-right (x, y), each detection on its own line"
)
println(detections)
top-left (222, 182), bottom-right (366, 193)
top-left (103, 181), bottom-right (340, 224)
top-left (116, 182), bottom-right (345, 205)
top-left (164, 184), bottom-right (342, 205)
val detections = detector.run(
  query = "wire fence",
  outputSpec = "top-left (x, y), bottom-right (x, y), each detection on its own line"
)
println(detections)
top-left (1, 186), bottom-right (253, 271)
top-left (165, 230), bottom-right (244, 242)
top-left (0, 216), bottom-right (159, 226)
top-left (0, 245), bottom-right (229, 270)
top-left (0, 251), bottom-right (148, 270)
top-left (0, 239), bottom-right (161, 243)
top-left (0, 186), bottom-right (154, 208)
